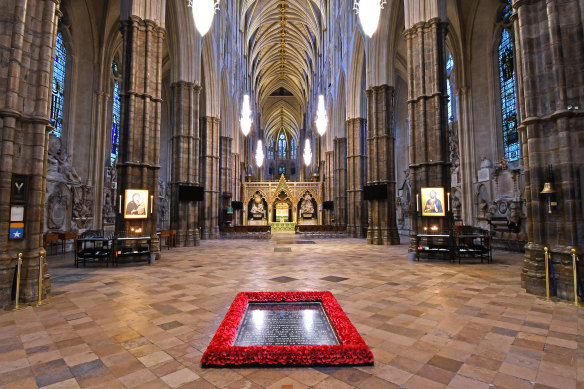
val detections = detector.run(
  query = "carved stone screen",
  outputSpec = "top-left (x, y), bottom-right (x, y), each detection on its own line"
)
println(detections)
top-left (233, 302), bottom-right (339, 346)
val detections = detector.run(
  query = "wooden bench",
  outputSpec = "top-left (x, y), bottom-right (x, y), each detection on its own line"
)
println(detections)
top-left (453, 226), bottom-right (492, 263)
top-left (75, 230), bottom-right (113, 267)
top-left (114, 236), bottom-right (152, 266)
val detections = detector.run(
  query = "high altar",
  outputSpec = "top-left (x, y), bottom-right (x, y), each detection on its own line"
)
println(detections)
top-left (243, 175), bottom-right (322, 230)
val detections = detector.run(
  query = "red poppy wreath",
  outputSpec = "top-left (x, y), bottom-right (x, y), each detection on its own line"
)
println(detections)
top-left (201, 291), bottom-right (374, 367)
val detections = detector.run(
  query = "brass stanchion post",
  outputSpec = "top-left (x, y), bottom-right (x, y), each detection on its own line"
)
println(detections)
top-left (544, 247), bottom-right (550, 301)
top-left (571, 249), bottom-right (579, 306)
top-left (14, 253), bottom-right (23, 310)
top-left (37, 254), bottom-right (45, 306)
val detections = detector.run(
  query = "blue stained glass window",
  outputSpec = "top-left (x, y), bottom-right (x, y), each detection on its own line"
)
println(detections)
top-left (268, 136), bottom-right (274, 159)
top-left (446, 51), bottom-right (455, 123)
top-left (498, 28), bottom-right (520, 162)
top-left (278, 164), bottom-right (285, 175)
top-left (278, 132), bottom-right (287, 158)
top-left (110, 59), bottom-right (121, 166)
top-left (502, 0), bottom-right (513, 22)
top-left (50, 32), bottom-right (67, 137)
top-left (290, 137), bottom-right (296, 158)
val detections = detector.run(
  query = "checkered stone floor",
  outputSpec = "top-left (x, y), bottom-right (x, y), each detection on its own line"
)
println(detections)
top-left (0, 233), bottom-right (582, 389)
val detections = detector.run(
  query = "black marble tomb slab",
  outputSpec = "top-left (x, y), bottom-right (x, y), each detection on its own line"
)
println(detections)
top-left (233, 302), bottom-right (339, 347)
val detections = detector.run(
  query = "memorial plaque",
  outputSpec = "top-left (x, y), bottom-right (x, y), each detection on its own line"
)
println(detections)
top-left (233, 302), bottom-right (339, 346)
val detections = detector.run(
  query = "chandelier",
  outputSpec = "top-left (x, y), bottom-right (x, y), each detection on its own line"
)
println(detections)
top-left (189, 0), bottom-right (220, 37)
top-left (315, 95), bottom-right (328, 136)
top-left (303, 139), bottom-right (312, 166)
top-left (353, 0), bottom-right (386, 37)
top-left (255, 140), bottom-right (264, 167)
top-left (240, 95), bottom-right (252, 136)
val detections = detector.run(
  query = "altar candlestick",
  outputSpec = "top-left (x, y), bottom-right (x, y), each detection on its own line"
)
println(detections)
top-left (416, 194), bottom-right (420, 212)
top-left (447, 192), bottom-right (450, 212)
top-left (150, 195), bottom-right (154, 214)
top-left (119, 195), bottom-right (122, 214)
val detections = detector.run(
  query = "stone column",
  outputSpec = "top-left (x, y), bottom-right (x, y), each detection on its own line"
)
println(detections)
top-left (366, 86), bottom-right (400, 245)
top-left (231, 152), bottom-right (240, 224)
top-left (116, 14), bottom-right (165, 259)
top-left (170, 82), bottom-right (200, 247)
top-left (324, 151), bottom-right (334, 224)
top-left (220, 136), bottom-right (232, 224)
top-left (0, 0), bottom-right (60, 308)
top-left (201, 116), bottom-right (220, 239)
top-left (515, 0), bottom-right (584, 300)
top-left (333, 137), bottom-right (347, 226)
top-left (346, 118), bottom-right (368, 238)
top-left (404, 18), bottom-right (451, 251)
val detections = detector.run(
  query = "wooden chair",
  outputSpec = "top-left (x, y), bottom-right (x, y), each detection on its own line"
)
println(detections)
top-left (44, 233), bottom-right (59, 256)
top-left (170, 230), bottom-right (177, 247)
top-left (160, 230), bottom-right (171, 250)
top-left (58, 232), bottom-right (77, 254)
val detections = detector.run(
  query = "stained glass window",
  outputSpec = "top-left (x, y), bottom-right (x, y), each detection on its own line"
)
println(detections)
top-left (446, 51), bottom-right (456, 123)
top-left (110, 59), bottom-right (121, 166)
top-left (290, 137), bottom-right (296, 158)
top-left (50, 32), bottom-right (67, 138)
top-left (278, 132), bottom-right (287, 158)
top-left (278, 164), bottom-right (286, 175)
top-left (502, 0), bottom-right (513, 22)
top-left (498, 28), bottom-right (519, 162)
top-left (268, 136), bottom-right (274, 159)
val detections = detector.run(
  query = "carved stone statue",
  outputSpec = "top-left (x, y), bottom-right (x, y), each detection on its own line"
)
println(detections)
top-left (479, 198), bottom-right (488, 218)
top-left (47, 133), bottom-right (82, 184)
top-left (102, 190), bottom-right (116, 224)
top-left (507, 201), bottom-right (521, 225)
top-left (452, 195), bottom-right (462, 220)
top-left (72, 185), bottom-right (93, 230)
top-left (299, 193), bottom-right (314, 214)
top-left (480, 154), bottom-right (493, 169)
top-left (486, 202), bottom-right (498, 222)
top-left (250, 194), bottom-right (265, 214)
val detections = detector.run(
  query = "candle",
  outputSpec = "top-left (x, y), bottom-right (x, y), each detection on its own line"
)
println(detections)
top-left (119, 195), bottom-right (122, 214)
top-left (150, 195), bottom-right (154, 214)
top-left (447, 192), bottom-right (450, 212)
top-left (416, 194), bottom-right (420, 212)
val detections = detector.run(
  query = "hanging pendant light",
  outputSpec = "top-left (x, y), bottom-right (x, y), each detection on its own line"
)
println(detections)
top-left (189, 0), bottom-right (220, 37)
top-left (303, 139), bottom-right (312, 166)
top-left (316, 95), bottom-right (328, 136)
top-left (255, 140), bottom-right (264, 168)
top-left (353, 0), bottom-right (386, 38)
top-left (240, 94), bottom-right (252, 136)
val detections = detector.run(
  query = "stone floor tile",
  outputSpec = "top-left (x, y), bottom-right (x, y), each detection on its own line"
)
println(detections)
top-left (160, 367), bottom-right (199, 388)
top-left (266, 376), bottom-right (309, 389)
top-left (118, 368), bottom-right (158, 388)
top-left (446, 374), bottom-right (490, 389)
top-left (245, 369), bottom-right (286, 387)
top-left (137, 350), bottom-right (173, 367)
top-left (0, 237), bottom-right (581, 389)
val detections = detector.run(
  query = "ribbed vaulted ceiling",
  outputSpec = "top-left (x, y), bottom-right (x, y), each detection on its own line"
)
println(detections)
top-left (241, 0), bottom-right (325, 142)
